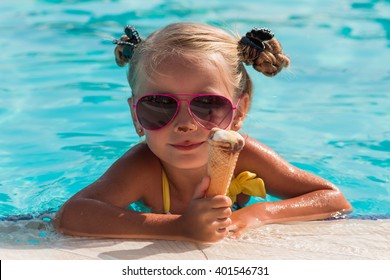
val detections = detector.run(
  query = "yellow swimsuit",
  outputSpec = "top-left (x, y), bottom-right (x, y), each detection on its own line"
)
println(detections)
top-left (161, 169), bottom-right (266, 214)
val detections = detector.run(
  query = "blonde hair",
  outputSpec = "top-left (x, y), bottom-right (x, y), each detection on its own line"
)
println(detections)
top-left (116, 22), bottom-right (290, 103)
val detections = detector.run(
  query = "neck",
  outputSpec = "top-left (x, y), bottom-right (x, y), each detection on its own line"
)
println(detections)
top-left (160, 160), bottom-right (208, 197)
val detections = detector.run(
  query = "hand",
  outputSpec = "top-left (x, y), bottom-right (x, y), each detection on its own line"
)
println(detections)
top-left (178, 176), bottom-right (232, 243)
top-left (228, 205), bottom-right (263, 238)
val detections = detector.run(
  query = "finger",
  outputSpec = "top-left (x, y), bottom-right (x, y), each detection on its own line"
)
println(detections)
top-left (218, 217), bottom-right (232, 228)
top-left (228, 231), bottom-right (241, 239)
top-left (228, 223), bottom-right (239, 232)
top-left (215, 207), bottom-right (232, 219)
top-left (227, 223), bottom-right (244, 239)
top-left (210, 195), bottom-right (232, 209)
top-left (192, 176), bottom-right (210, 199)
top-left (216, 227), bottom-right (229, 234)
top-left (213, 217), bottom-right (231, 231)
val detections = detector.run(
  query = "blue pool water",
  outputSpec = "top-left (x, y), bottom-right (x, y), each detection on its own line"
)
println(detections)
top-left (0, 0), bottom-right (389, 221)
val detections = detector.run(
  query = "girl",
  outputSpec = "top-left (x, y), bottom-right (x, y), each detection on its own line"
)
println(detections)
top-left (54, 22), bottom-right (352, 243)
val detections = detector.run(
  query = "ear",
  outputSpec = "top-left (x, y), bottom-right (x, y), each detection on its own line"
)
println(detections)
top-left (128, 97), bottom-right (144, 136)
top-left (231, 93), bottom-right (249, 131)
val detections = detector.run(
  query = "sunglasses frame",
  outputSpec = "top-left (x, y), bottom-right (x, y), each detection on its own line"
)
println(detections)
top-left (133, 93), bottom-right (240, 131)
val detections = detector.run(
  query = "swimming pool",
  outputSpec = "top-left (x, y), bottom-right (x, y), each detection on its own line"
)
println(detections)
top-left (0, 0), bottom-right (389, 225)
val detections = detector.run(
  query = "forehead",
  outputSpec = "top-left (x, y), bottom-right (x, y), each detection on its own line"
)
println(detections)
top-left (135, 54), bottom-right (234, 98)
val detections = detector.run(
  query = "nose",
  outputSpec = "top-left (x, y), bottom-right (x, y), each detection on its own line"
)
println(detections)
top-left (173, 100), bottom-right (197, 133)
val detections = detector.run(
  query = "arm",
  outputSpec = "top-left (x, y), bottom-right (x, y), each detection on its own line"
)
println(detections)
top-left (54, 144), bottom-right (231, 243)
top-left (54, 144), bottom-right (175, 239)
top-left (55, 197), bottom-right (183, 239)
top-left (55, 189), bottom-right (232, 243)
top-left (230, 137), bottom-right (352, 234)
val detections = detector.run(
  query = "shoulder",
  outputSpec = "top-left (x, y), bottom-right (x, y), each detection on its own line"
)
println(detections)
top-left (106, 142), bottom-right (162, 190)
top-left (74, 142), bottom-right (162, 207)
top-left (236, 135), bottom-right (334, 197)
top-left (104, 142), bottom-right (160, 179)
top-left (237, 135), bottom-right (288, 172)
top-left (121, 142), bottom-right (160, 166)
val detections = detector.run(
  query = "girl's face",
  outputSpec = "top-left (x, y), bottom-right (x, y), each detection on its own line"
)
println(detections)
top-left (132, 56), bottom-right (241, 170)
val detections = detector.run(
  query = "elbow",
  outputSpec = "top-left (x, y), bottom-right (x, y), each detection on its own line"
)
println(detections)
top-left (53, 203), bottom-right (72, 235)
top-left (337, 201), bottom-right (353, 216)
top-left (315, 181), bottom-right (353, 216)
top-left (53, 199), bottom-right (85, 236)
top-left (340, 201), bottom-right (353, 215)
top-left (330, 188), bottom-right (353, 215)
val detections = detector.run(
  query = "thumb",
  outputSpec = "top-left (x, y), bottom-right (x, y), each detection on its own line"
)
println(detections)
top-left (192, 176), bottom-right (210, 199)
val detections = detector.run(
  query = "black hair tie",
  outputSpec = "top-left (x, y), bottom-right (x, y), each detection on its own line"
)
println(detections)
top-left (113, 25), bottom-right (141, 59)
top-left (239, 27), bottom-right (274, 63)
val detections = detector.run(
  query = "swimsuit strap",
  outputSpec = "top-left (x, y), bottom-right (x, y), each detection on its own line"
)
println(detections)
top-left (161, 168), bottom-right (171, 214)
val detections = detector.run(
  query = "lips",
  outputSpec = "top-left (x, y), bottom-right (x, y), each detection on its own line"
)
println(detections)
top-left (171, 141), bottom-right (206, 151)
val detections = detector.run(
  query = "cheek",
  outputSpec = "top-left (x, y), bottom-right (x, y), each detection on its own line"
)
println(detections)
top-left (144, 132), bottom-right (163, 151)
top-left (144, 131), bottom-right (170, 161)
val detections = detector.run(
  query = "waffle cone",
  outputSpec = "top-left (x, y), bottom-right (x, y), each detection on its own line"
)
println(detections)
top-left (207, 141), bottom-right (241, 197)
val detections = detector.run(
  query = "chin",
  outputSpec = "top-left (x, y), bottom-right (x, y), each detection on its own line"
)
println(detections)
top-left (171, 155), bottom-right (207, 170)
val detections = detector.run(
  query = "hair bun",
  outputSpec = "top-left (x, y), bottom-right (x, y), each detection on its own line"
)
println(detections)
top-left (239, 28), bottom-right (274, 63)
top-left (238, 27), bottom-right (289, 77)
top-left (113, 25), bottom-right (141, 67)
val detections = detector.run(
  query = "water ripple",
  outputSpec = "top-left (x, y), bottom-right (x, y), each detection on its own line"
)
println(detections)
top-left (1, 0), bottom-right (389, 218)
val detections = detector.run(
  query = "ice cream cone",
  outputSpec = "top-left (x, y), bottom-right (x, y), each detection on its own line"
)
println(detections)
top-left (206, 128), bottom-right (245, 197)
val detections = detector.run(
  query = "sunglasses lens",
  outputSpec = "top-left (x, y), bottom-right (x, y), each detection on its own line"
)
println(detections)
top-left (136, 95), bottom-right (178, 130)
top-left (190, 96), bottom-right (233, 129)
